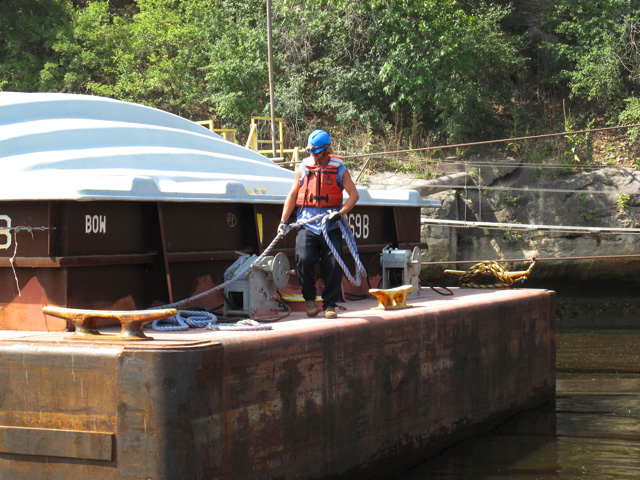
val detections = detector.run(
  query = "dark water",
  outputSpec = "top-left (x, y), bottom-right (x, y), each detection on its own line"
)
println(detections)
top-left (393, 329), bottom-right (640, 479)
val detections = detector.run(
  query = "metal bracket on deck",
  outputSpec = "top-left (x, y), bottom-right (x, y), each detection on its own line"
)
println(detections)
top-left (368, 285), bottom-right (414, 310)
top-left (380, 247), bottom-right (422, 299)
top-left (42, 306), bottom-right (177, 340)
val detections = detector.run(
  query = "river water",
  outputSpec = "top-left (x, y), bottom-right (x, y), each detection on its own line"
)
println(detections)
top-left (393, 328), bottom-right (640, 479)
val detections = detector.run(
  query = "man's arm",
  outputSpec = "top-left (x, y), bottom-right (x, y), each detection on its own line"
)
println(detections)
top-left (339, 169), bottom-right (359, 216)
top-left (281, 168), bottom-right (301, 222)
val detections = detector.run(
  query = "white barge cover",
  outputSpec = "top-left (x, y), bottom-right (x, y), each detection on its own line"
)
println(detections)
top-left (0, 92), bottom-right (435, 207)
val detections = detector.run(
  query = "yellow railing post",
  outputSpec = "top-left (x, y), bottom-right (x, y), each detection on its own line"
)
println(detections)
top-left (250, 116), bottom-right (287, 157)
top-left (196, 120), bottom-right (237, 143)
top-left (198, 117), bottom-right (302, 165)
top-left (246, 123), bottom-right (259, 151)
top-left (196, 120), bottom-right (214, 131)
top-left (215, 129), bottom-right (236, 143)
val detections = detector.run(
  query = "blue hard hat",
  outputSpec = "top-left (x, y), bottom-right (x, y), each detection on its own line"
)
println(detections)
top-left (306, 129), bottom-right (332, 153)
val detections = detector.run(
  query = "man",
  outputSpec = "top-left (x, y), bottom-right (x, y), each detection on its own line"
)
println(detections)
top-left (279, 130), bottom-right (359, 319)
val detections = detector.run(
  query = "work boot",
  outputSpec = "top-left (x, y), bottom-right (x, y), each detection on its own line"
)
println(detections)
top-left (324, 306), bottom-right (337, 319)
top-left (305, 300), bottom-right (319, 317)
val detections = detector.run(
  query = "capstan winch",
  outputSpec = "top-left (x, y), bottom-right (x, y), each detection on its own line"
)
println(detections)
top-left (380, 246), bottom-right (422, 298)
top-left (223, 252), bottom-right (291, 320)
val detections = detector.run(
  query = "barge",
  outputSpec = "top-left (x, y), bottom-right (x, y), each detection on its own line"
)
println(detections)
top-left (0, 92), bottom-right (434, 328)
top-left (0, 93), bottom-right (555, 479)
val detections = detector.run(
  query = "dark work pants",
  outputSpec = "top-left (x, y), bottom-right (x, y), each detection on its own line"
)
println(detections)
top-left (295, 227), bottom-right (343, 309)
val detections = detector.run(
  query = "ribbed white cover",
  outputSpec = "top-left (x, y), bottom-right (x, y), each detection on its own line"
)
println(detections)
top-left (0, 92), bottom-right (435, 206)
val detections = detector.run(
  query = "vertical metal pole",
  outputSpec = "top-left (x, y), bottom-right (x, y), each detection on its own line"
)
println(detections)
top-left (463, 161), bottom-right (468, 223)
top-left (477, 165), bottom-right (482, 222)
top-left (266, 0), bottom-right (277, 157)
top-left (478, 179), bottom-right (482, 222)
top-left (156, 203), bottom-right (174, 303)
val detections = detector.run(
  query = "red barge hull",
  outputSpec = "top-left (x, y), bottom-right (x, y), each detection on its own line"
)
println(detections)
top-left (0, 287), bottom-right (555, 479)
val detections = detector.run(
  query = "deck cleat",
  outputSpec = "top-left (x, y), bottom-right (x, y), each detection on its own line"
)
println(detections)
top-left (368, 285), bottom-right (414, 310)
top-left (42, 306), bottom-right (177, 340)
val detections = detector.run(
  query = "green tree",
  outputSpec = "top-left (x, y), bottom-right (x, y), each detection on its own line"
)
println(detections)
top-left (273, 0), bottom-right (385, 138)
top-left (4, 0), bottom-right (528, 145)
top-left (40, 2), bottom-right (119, 94)
top-left (41, 0), bottom-right (214, 117)
top-left (201, 0), bottom-right (271, 128)
top-left (273, 0), bottom-right (523, 144)
top-left (41, 0), bottom-right (269, 124)
top-left (546, 0), bottom-right (640, 117)
top-left (373, 0), bottom-right (523, 143)
top-left (0, 0), bottom-right (73, 91)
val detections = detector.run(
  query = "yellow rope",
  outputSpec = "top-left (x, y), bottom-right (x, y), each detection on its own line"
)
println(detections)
top-left (457, 260), bottom-right (536, 288)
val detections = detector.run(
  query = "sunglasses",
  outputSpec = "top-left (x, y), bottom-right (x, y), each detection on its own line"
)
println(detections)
top-left (306, 144), bottom-right (330, 153)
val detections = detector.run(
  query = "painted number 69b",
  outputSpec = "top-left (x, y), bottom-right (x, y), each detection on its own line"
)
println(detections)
top-left (347, 213), bottom-right (369, 239)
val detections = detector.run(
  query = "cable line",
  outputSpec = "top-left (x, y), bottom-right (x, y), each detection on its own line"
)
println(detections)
top-left (419, 184), bottom-right (633, 195)
top-left (343, 124), bottom-right (640, 160)
top-left (422, 253), bottom-right (640, 266)
top-left (422, 218), bottom-right (640, 236)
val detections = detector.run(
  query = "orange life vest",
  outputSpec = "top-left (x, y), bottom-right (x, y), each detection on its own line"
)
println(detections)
top-left (296, 155), bottom-right (345, 208)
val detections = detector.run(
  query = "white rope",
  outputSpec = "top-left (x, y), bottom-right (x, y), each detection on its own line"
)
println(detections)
top-left (6, 226), bottom-right (48, 297)
top-left (9, 231), bottom-right (21, 297)
top-left (320, 216), bottom-right (367, 286)
top-left (206, 319), bottom-right (273, 331)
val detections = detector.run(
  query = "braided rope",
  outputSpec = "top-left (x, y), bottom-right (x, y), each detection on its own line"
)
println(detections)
top-left (150, 212), bottom-right (365, 331)
top-left (206, 319), bottom-right (273, 331)
top-left (151, 309), bottom-right (216, 331)
top-left (321, 216), bottom-right (367, 286)
top-left (458, 260), bottom-right (535, 288)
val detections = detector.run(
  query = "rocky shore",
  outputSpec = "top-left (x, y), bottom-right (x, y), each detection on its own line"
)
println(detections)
top-left (362, 158), bottom-right (640, 327)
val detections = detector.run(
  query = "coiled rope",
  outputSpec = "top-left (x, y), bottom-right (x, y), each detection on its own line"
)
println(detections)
top-left (150, 212), bottom-right (366, 331)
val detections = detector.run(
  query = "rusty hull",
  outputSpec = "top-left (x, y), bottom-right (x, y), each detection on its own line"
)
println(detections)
top-left (0, 201), bottom-right (421, 331)
top-left (0, 288), bottom-right (556, 479)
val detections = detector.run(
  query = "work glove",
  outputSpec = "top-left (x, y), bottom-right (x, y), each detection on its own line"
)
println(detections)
top-left (277, 221), bottom-right (288, 235)
top-left (327, 210), bottom-right (342, 223)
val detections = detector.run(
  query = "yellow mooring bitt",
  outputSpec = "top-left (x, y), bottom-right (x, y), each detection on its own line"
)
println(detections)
top-left (42, 306), bottom-right (177, 340)
top-left (369, 285), bottom-right (414, 310)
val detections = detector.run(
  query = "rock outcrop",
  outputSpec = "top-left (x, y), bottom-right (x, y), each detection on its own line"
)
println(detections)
top-left (364, 160), bottom-right (640, 326)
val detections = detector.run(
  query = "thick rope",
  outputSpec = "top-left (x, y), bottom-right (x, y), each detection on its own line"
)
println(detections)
top-left (321, 215), bottom-right (367, 286)
top-left (457, 260), bottom-right (536, 288)
top-left (151, 311), bottom-right (275, 332)
top-left (151, 309), bottom-right (215, 331)
top-left (151, 212), bottom-right (366, 331)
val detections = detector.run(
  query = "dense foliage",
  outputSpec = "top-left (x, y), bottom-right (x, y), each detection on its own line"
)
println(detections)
top-left (0, 0), bottom-right (73, 91)
top-left (1, 0), bottom-right (639, 146)
top-left (543, 0), bottom-right (640, 141)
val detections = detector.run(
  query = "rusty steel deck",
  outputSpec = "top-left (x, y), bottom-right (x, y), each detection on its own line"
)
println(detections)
top-left (0, 287), bottom-right (556, 480)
